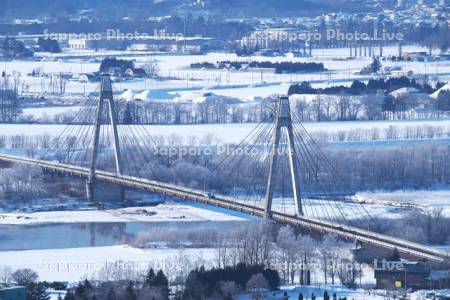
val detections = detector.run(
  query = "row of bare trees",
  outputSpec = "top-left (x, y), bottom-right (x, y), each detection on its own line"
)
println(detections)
top-left (133, 222), bottom-right (359, 286)
top-left (294, 93), bottom-right (446, 122)
top-left (20, 92), bottom-right (449, 125)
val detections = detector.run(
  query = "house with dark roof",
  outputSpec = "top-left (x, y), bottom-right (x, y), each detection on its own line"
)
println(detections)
top-left (374, 261), bottom-right (429, 290)
top-left (374, 260), bottom-right (450, 290)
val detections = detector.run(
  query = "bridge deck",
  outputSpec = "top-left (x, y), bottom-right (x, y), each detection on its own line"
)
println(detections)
top-left (0, 153), bottom-right (449, 264)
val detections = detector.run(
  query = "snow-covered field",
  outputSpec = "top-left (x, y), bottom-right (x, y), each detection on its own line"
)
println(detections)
top-left (357, 190), bottom-right (450, 217)
top-left (22, 106), bottom-right (82, 119)
top-left (1, 119), bottom-right (449, 143)
top-left (0, 245), bottom-right (216, 282)
top-left (237, 285), bottom-right (385, 300)
top-left (8, 45), bottom-right (450, 100)
top-left (0, 202), bottom-right (248, 225)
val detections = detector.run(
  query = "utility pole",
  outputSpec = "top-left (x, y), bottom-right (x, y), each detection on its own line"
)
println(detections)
top-left (86, 73), bottom-right (124, 204)
top-left (264, 96), bottom-right (303, 218)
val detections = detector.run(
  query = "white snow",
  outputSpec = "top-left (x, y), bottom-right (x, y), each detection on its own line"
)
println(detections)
top-left (3, 45), bottom-right (450, 100)
top-left (238, 285), bottom-right (385, 300)
top-left (357, 190), bottom-right (450, 217)
top-left (0, 202), bottom-right (247, 225)
top-left (0, 245), bottom-right (216, 282)
top-left (431, 83), bottom-right (450, 98)
top-left (1, 119), bottom-right (449, 143)
top-left (22, 106), bottom-right (82, 119)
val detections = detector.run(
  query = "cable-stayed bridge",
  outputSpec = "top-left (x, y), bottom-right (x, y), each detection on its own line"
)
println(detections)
top-left (0, 74), bottom-right (449, 264)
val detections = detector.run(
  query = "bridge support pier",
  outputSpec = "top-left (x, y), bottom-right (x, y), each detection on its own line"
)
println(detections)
top-left (86, 180), bottom-right (125, 204)
top-left (86, 180), bottom-right (94, 203)
top-left (264, 96), bottom-right (303, 218)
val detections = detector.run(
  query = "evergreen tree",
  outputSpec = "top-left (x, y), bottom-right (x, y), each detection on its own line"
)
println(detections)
top-left (125, 281), bottom-right (137, 300)
top-left (64, 291), bottom-right (76, 300)
top-left (437, 90), bottom-right (450, 111)
top-left (28, 282), bottom-right (50, 300)
top-left (123, 103), bottom-right (134, 125)
top-left (75, 282), bottom-right (87, 299)
top-left (370, 57), bottom-right (381, 73)
top-left (106, 287), bottom-right (116, 300)
top-left (350, 80), bottom-right (366, 93)
top-left (390, 248), bottom-right (401, 261)
top-left (83, 279), bottom-right (93, 290)
top-left (37, 37), bottom-right (61, 53)
top-left (155, 270), bottom-right (169, 299)
top-left (145, 268), bottom-right (156, 286)
top-left (155, 270), bottom-right (169, 287)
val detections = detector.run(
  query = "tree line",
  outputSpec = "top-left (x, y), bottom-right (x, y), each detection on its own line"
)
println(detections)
top-left (191, 61), bottom-right (326, 73)
top-left (288, 77), bottom-right (442, 96)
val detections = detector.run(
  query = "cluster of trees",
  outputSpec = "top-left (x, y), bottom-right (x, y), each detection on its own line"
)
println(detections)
top-left (37, 37), bottom-right (61, 53)
top-left (0, 71), bottom-right (31, 123)
top-left (99, 58), bottom-right (135, 75)
top-left (0, 87), bottom-right (20, 123)
top-left (22, 93), bottom-right (448, 125)
top-left (0, 267), bottom-right (169, 300)
top-left (0, 164), bottom-right (45, 201)
top-left (20, 100), bottom-right (269, 125)
top-left (183, 264), bottom-right (279, 299)
top-left (191, 61), bottom-right (326, 73)
top-left (0, 223), bottom-right (366, 299)
top-left (119, 100), bottom-right (268, 125)
top-left (0, 0), bottom-right (366, 22)
top-left (214, 224), bottom-right (360, 287)
top-left (143, 138), bottom-right (450, 193)
top-left (64, 269), bottom-right (169, 300)
top-left (382, 208), bottom-right (450, 244)
top-left (329, 143), bottom-right (450, 191)
top-left (287, 81), bottom-right (448, 122)
top-left (359, 58), bottom-right (381, 75)
top-left (416, 22), bottom-right (450, 55)
top-left (292, 92), bottom-right (441, 122)
top-left (288, 77), bottom-right (440, 96)
top-left (2, 123), bottom-right (449, 201)
top-left (1, 37), bottom-right (33, 58)
top-left (0, 268), bottom-right (53, 300)
top-left (311, 125), bottom-right (447, 143)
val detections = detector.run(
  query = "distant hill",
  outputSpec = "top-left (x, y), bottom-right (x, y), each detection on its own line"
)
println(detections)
top-left (0, 0), bottom-right (370, 20)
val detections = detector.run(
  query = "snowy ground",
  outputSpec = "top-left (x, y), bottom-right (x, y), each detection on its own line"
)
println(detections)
top-left (7, 45), bottom-right (450, 101)
top-left (0, 202), bottom-right (248, 225)
top-left (1, 119), bottom-right (449, 143)
top-left (357, 190), bottom-right (450, 217)
top-left (22, 106), bottom-right (82, 119)
top-left (0, 245), bottom-right (216, 282)
top-left (238, 285), bottom-right (385, 300)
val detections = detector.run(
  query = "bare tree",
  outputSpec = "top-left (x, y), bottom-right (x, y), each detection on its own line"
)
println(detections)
top-left (11, 268), bottom-right (38, 286)
top-left (246, 273), bottom-right (269, 300)
top-left (143, 60), bottom-right (160, 78)
top-left (0, 266), bottom-right (13, 284)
